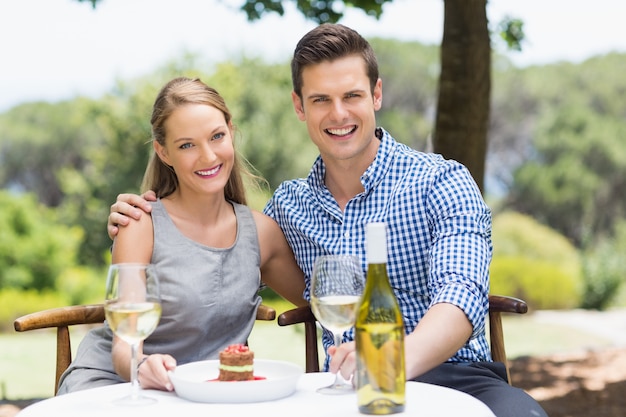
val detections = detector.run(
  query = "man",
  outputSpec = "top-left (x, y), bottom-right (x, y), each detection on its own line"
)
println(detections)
top-left (108, 24), bottom-right (547, 417)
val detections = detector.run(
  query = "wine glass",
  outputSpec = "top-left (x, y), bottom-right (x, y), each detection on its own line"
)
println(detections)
top-left (310, 254), bottom-right (365, 394)
top-left (105, 263), bottom-right (162, 406)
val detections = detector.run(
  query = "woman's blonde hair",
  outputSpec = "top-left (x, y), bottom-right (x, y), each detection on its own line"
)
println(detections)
top-left (141, 77), bottom-right (248, 204)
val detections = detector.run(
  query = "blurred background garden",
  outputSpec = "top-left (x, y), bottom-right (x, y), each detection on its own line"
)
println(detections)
top-left (1, 0), bottom-right (625, 412)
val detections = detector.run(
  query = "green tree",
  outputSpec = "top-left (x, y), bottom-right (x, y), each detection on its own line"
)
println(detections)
top-left (371, 39), bottom-right (439, 151)
top-left (490, 53), bottom-right (626, 195)
top-left (0, 191), bottom-right (82, 291)
top-left (0, 84), bottom-right (157, 266)
top-left (502, 55), bottom-right (626, 248)
top-left (0, 99), bottom-right (103, 207)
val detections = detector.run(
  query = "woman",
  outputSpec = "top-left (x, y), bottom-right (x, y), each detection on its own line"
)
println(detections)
top-left (57, 77), bottom-right (306, 394)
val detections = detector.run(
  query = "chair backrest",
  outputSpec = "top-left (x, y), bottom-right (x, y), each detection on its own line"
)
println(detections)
top-left (277, 294), bottom-right (527, 384)
top-left (14, 303), bottom-right (276, 395)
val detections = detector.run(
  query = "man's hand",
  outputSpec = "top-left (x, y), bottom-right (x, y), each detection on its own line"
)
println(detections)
top-left (107, 191), bottom-right (157, 240)
top-left (328, 341), bottom-right (357, 383)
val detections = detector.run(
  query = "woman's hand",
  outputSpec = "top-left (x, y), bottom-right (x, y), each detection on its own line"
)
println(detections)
top-left (136, 354), bottom-right (177, 391)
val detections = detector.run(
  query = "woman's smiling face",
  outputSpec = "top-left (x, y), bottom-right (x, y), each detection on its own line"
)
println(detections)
top-left (154, 103), bottom-right (234, 197)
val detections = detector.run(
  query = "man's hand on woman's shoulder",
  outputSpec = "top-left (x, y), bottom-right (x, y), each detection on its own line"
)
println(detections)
top-left (107, 191), bottom-right (157, 239)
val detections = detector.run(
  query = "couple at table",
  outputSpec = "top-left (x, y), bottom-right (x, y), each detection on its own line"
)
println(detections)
top-left (65, 23), bottom-right (547, 417)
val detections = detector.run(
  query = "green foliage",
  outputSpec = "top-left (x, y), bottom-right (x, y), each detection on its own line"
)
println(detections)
top-left (79, 0), bottom-right (393, 24)
top-left (496, 17), bottom-right (525, 51)
top-left (580, 221), bottom-right (626, 310)
top-left (610, 283), bottom-right (626, 308)
top-left (57, 84), bottom-right (154, 265)
top-left (498, 54), bottom-right (626, 248)
top-left (240, 0), bottom-right (391, 23)
top-left (0, 191), bottom-right (83, 291)
top-left (0, 99), bottom-right (104, 207)
top-left (490, 211), bottom-right (583, 309)
top-left (491, 257), bottom-right (580, 310)
top-left (209, 59), bottom-right (319, 188)
top-left (245, 183), bottom-right (272, 212)
top-left (510, 106), bottom-right (626, 247)
top-left (57, 266), bottom-right (107, 306)
top-left (0, 288), bottom-right (70, 331)
top-left (370, 39), bottom-right (438, 151)
top-left (0, 94), bottom-right (147, 266)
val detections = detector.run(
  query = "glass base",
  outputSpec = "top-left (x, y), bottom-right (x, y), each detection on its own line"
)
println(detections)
top-left (316, 381), bottom-right (355, 395)
top-left (112, 393), bottom-right (158, 406)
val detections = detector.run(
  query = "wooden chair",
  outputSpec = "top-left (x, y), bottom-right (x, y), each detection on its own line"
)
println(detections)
top-left (13, 303), bottom-right (276, 395)
top-left (277, 294), bottom-right (527, 384)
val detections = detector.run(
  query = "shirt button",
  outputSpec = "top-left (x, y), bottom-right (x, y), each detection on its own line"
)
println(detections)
top-left (344, 231), bottom-right (350, 238)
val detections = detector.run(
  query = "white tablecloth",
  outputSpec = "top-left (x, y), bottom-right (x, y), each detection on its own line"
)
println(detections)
top-left (18, 372), bottom-right (495, 417)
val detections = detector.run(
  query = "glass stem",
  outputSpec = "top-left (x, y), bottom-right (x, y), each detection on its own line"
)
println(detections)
top-left (130, 343), bottom-right (139, 400)
top-left (333, 332), bottom-right (346, 384)
top-left (334, 332), bottom-right (342, 353)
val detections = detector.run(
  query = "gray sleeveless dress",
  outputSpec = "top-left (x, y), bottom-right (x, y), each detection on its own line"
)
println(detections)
top-left (57, 200), bottom-right (261, 394)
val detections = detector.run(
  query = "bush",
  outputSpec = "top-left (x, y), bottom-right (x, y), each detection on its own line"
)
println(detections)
top-left (580, 221), bottom-right (626, 310)
top-left (490, 256), bottom-right (580, 309)
top-left (0, 288), bottom-right (70, 331)
top-left (0, 191), bottom-right (83, 291)
top-left (0, 265), bottom-right (105, 331)
top-left (57, 266), bottom-right (107, 306)
top-left (490, 211), bottom-right (583, 310)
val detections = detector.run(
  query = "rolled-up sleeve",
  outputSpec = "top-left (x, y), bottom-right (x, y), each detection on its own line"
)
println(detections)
top-left (427, 161), bottom-right (492, 338)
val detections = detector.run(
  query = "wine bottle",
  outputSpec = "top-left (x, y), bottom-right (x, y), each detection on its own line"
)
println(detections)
top-left (355, 222), bottom-right (405, 414)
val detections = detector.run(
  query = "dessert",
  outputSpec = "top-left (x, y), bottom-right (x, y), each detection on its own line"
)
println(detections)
top-left (218, 343), bottom-right (254, 381)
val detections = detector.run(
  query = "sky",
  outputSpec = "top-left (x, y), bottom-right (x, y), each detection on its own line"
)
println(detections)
top-left (1, 0), bottom-right (625, 112)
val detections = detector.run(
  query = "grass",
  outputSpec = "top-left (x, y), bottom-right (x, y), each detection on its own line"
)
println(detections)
top-left (496, 315), bottom-right (614, 358)
top-left (1, 329), bottom-right (61, 400)
top-left (1, 306), bottom-right (615, 400)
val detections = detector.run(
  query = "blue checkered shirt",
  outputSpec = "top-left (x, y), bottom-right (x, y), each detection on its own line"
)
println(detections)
top-left (264, 128), bottom-right (492, 366)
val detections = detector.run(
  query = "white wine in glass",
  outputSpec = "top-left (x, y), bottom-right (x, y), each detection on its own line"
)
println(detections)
top-left (310, 295), bottom-right (361, 335)
top-left (105, 263), bottom-right (161, 406)
top-left (310, 255), bottom-right (365, 394)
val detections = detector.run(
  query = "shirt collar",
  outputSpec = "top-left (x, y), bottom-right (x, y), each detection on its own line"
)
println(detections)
top-left (361, 127), bottom-right (395, 194)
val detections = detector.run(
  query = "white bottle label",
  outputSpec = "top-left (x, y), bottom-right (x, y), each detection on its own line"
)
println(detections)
top-left (367, 222), bottom-right (388, 264)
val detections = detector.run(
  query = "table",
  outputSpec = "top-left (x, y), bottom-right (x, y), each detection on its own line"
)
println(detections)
top-left (18, 373), bottom-right (495, 417)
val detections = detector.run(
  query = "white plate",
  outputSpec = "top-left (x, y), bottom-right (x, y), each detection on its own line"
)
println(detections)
top-left (168, 359), bottom-right (304, 403)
